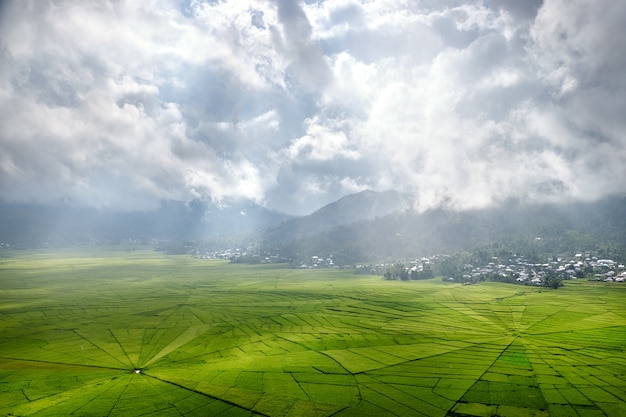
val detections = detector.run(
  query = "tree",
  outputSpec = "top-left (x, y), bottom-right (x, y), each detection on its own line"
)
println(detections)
top-left (543, 270), bottom-right (563, 289)
top-left (436, 257), bottom-right (462, 280)
top-left (383, 263), bottom-right (409, 280)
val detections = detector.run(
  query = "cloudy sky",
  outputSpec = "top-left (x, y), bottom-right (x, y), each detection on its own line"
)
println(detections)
top-left (1, 0), bottom-right (625, 215)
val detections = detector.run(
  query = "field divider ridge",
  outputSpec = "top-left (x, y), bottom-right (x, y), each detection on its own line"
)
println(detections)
top-left (445, 335), bottom-right (516, 416)
top-left (0, 355), bottom-right (128, 371)
top-left (70, 329), bottom-right (131, 368)
top-left (142, 372), bottom-right (270, 417)
top-left (108, 329), bottom-right (136, 369)
top-left (105, 373), bottom-right (133, 417)
top-left (142, 324), bottom-right (212, 368)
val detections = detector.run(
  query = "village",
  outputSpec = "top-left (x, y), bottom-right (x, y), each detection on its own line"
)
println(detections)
top-left (377, 252), bottom-right (626, 286)
top-left (190, 244), bottom-right (626, 287)
top-left (452, 253), bottom-right (625, 284)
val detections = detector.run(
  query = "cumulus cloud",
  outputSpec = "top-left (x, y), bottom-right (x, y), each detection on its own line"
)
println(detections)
top-left (0, 0), bottom-right (624, 214)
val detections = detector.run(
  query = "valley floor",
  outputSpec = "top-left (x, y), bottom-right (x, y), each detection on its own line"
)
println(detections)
top-left (1, 249), bottom-right (625, 416)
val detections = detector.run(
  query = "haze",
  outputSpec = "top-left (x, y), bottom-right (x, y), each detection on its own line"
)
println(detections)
top-left (1, 0), bottom-right (625, 215)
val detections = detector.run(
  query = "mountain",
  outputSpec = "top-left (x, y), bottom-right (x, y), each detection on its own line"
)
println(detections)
top-left (2, 190), bottom-right (625, 264)
top-left (258, 195), bottom-right (626, 265)
top-left (262, 190), bottom-right (412, 243)
top-left (0, 199), bottom-right (290, 248)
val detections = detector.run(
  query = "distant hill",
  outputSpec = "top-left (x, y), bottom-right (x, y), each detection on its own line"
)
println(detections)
top-left (0, 199), bottom-right (290, 248)
top-left (258, 194), bottom-right (626, 265)
top-left (2, 190), bottom-right (625, 264)
top-left (262, 190), bottom-right (413, 243)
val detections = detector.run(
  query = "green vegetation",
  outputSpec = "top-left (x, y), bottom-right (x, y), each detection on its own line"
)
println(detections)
top-left (259, 196), bottom-right (626, 266)
top-left (1, 249), bottom-right (625, 416)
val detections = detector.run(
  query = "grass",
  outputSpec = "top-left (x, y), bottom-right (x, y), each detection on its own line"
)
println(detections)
top-left (1, 248), bottom-right (625, 416)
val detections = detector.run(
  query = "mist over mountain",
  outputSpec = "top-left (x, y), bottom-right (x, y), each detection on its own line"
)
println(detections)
top-left (0, 190), bottom-right (408, 248)
top-left (1, 190), bottom-right (625, 266)
top-left (262, 190), bottom-right (412, 242)
top-left (257, 192), bottom-right (626, 265)
top-left (0, 199), bottom-right (289, 248)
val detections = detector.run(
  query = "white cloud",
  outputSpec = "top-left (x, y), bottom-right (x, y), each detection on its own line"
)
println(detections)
top-left (287, 116), bottom-right (359, 162)
top-left (0, 0), bottom-right (625, 214)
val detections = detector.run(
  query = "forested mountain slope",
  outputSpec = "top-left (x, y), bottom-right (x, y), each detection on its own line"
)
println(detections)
top-left (260, 195), bottom-right (626, 265)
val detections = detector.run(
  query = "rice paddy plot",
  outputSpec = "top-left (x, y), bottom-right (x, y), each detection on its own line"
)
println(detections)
top-left (1, 249), bottom-right (625, 416)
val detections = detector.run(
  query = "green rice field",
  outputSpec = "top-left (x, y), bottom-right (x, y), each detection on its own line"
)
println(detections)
top-left (1, 249), bottom-right (625, 416)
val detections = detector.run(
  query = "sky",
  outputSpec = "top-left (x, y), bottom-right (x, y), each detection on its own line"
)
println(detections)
top-left (1, 0), bottom-right (625, 215)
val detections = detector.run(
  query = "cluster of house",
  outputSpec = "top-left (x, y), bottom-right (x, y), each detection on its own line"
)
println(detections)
top-left (192, 247), bottom-right (292, 264)
top-left (458, 254), bottom-right (625, 284)
top-left (193, 248), bottom-right (345, 268)
top-left (589, 258), bottom-right (626, 282)
top-left (369, 252), bottom-right (626, 284)
top-left (193, 248), bottom-right (246, 260)
top-left (189, 246), bottom-right (626, 286)
top-left (299, 255), bottom-right (337, 268)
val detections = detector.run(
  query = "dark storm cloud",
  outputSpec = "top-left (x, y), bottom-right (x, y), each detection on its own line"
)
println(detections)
top-left (0, 0), bottom-right (624, 214)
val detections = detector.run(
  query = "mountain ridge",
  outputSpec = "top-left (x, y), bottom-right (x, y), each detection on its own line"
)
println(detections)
top-left (1, 191), bottom-right (624, 265)
top-left (0, 198), bottom-right (290, 248)
top-left (262, 189), bottom-right (412, 243)
top-left (257, 193), bottom-right (626, 265)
